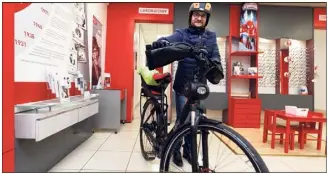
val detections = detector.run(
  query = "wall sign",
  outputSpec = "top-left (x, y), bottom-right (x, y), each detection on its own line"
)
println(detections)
top-left (138, 8), bottom-right (169, 15)
top-left (314, 8), bottom-right (326, 29)
top-left (14, 3), bottom-right (90, 82)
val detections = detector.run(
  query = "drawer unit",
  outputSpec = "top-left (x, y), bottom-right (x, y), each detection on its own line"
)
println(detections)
top-left (78, 102), bottom-right (99, 122)
top-left (15, 99), bottom-right (99, 142)
top-left (36, 109), bottom-right (79, 141)
top-left (230, 98), bottom-right (261, 128)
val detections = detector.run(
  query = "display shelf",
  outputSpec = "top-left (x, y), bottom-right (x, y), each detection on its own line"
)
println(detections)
top-left (225, 4), bottom-right (262, 128)
top-left (231, 51), bottom-right (258, 56)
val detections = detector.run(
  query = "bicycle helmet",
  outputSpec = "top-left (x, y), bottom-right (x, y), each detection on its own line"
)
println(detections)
top-left (188, 2), bottom-right (212, 27)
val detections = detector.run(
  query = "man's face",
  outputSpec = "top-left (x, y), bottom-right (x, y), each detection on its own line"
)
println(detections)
top-left (191, 11), bottom-right (207, 27)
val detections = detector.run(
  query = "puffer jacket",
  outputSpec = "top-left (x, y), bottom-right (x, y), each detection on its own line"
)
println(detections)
top-left (158, 27), bottom-right (221, 94)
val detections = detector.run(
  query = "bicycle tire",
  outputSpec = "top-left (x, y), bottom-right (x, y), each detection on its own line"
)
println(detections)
top-left (140, 98), bottom-right (160, 161)
top-left (159, 119), bottom-right (269, 172)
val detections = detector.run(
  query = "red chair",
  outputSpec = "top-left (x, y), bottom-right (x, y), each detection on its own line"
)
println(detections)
top-left (263, 110), bottom-right (297, 150)
top-left (296, 111), bottom-right (324, 150)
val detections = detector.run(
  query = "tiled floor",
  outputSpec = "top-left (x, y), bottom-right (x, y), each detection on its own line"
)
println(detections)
top-left (48, 117), bottom-right (327, 173)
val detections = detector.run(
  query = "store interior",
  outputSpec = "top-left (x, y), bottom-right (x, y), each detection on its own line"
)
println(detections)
top-left (2, 2), bottom-right (327, 173)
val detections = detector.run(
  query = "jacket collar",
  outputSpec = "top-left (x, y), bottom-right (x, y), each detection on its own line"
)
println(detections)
top-left (188, 25), bottom-right (206, 35)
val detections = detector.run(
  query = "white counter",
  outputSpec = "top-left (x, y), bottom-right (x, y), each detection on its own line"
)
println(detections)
top-left (15, 96), bottom-right (99, 142)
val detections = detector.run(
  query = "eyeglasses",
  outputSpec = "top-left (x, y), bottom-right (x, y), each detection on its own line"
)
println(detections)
top-left (192, 12), bottom-right (207, 18)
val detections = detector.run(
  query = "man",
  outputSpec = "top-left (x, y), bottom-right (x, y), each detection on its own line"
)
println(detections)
top-left (151, 2), bottom-right (223, 167)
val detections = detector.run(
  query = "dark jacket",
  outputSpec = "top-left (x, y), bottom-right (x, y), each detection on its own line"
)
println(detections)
top-left (158, 27), bottom-right (221, 94)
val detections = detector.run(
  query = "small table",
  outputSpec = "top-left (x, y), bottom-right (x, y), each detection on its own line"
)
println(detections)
top-left (264, 110), bottom-right (326, 153)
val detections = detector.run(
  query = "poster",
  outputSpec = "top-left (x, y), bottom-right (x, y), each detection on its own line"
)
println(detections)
top-left (91, 15), bottom-right (103, 87)
top-left (239, 3), bottom-right (258, 52)
top-left (14, 3), bottom-right (89, 82)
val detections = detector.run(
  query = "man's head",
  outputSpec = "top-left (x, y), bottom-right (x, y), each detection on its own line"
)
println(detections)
top-left (189, 3), bottom-right (212, 28)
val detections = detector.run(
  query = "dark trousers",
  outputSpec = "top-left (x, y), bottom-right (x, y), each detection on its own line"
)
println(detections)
top-left (174, 92), bottom-right (191, 154)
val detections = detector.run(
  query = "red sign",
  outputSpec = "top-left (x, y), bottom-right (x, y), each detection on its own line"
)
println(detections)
top-left (314, 8), bottom-right (326, 29)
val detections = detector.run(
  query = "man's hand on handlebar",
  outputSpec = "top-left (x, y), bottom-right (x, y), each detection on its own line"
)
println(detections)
top-left (152, 40), bottom-right (170, 49)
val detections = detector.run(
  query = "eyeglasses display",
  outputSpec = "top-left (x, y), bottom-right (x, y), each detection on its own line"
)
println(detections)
top-left (258, 40), bottom-right (277, 89)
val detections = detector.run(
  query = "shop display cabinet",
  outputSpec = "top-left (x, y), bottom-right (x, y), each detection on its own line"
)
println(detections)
top-left (222, 4), bottom-right (262, 128)
top-left (222, 4), bottom-right (315, 128)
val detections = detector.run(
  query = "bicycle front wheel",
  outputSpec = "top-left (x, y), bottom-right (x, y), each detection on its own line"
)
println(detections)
top-left (159, 120), bottom-right (269, 173)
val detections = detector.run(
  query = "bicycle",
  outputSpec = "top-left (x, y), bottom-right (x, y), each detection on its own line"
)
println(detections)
top-left (139, 42), bottom-right (269, 172)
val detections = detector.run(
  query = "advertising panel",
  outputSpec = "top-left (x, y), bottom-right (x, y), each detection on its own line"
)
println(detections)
top-left (91, 15), bottom-right (103, 87)
top-left (239, 3), bottom-right (258, 51)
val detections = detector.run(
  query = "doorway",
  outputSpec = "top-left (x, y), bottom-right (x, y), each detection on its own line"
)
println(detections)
top-left (132, 23), bottom-right (173, 122)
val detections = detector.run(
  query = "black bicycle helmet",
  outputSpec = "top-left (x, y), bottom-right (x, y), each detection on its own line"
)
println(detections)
top-left (188, 2), bottom-right (212, 27)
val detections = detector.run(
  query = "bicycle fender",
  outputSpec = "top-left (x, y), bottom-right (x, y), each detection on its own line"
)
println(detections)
top-left (203, 117), bottom-right (222, 125)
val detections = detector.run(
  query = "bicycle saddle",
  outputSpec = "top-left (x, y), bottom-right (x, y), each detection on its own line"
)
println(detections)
top-left (153, 73), bottom-right (172, 84)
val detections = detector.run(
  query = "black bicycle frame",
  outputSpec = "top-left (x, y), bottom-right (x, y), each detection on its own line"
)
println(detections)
top-left (171, 53), bottom-right (211, 172)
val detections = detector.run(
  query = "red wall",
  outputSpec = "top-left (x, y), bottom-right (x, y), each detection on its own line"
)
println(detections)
top-left (105, 3), bottom-right (174, 122)
top-left (3, 3), bottom-right (15, 172)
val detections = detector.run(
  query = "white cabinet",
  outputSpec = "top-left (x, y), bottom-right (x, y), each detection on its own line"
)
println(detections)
top-left (15, 99), bottom-right (99, 142)
top-left (35, 109), bottom-right (79, 141)
top-left (78, 103), bottom-right (99, 122)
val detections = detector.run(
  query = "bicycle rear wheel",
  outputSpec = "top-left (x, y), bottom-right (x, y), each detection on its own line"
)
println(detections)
top-left (159, 119), bottom-right (269, 172)
top-left (139, 99), bottom-right (160, 161)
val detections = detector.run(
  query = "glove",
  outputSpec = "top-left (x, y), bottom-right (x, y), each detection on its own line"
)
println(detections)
top-left (151, 40), bottom-right (170, 49)
top-left (206, 60), bottom-right (224, 84)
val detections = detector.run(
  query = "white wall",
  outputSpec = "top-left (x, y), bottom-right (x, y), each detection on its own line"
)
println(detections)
top-left (87, 3), bottom-right (108, 86)
top-left (314, 29), bottom-right (327, 112)
top-left (133, 23), bottom-right (147, 115)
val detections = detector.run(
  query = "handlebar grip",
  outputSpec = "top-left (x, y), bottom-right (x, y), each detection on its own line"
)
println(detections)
top-left (146, 43), bottom-right (195, 70)
top-left (146, 44), bottom-right (152, 51)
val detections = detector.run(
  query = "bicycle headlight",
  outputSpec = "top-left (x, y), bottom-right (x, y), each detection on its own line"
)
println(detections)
top-left (197, 86), bottom-right (207, 95)
top-left (184, 82), bottom-right (210, 100)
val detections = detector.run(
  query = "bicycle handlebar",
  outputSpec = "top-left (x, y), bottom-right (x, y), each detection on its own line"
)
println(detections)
top-left (145, 42), bottom-right (211, 70)
top-left (145, 42), bottom-right (224, 85)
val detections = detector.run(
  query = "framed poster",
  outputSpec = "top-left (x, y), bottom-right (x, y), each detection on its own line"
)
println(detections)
top-left (239, 3), bottom-right (258, 51)
top-left (91, 16), bottom-right (103, 86)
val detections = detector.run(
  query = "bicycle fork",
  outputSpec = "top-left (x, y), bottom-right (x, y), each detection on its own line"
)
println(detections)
top-left (190, 105), bottom-right (200, 172)
top-left (190, 105), bottom-right (210, 172)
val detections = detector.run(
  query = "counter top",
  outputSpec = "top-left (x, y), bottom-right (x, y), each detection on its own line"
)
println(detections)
top-left (15, 95), bottom-right (99, 119)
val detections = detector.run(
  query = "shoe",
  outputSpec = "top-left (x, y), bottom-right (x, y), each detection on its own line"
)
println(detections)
top-left (183, 153), bottom-right (192, 165)
top-left (173, 152), bottom-right (183, 167)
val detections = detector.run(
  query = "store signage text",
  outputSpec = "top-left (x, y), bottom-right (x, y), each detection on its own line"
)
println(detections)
top-left (138, 8), bottom-right (169, 15)
top-left (319, 14), bottom-right (326, 21)
top-left (314, 8), bottom-right (326, 29)
top-left (242, 3), bottom-right (258, 10)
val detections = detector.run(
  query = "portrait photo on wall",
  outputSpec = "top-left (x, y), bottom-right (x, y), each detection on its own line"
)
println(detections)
top-left (67, 43), bottom-right (78, 74)
top-left (239, 2), bottom-right (258, 51)
top-left (75, 43), bottom-right (87, 63)
top-left (74, 3), bottom-right (87, 30)
top-left (73, 25), bottom-right (85, 44)
top-left (91, 36), bottom-right (101, 86)
top-left (91, 16), bottom-right (103, 87)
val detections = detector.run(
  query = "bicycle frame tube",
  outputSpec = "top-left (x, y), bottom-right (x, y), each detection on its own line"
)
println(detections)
top-left (160, 83), bottom-right (168, 135)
